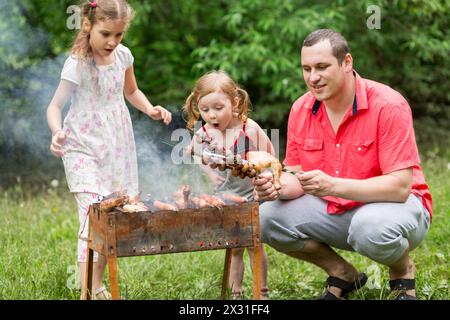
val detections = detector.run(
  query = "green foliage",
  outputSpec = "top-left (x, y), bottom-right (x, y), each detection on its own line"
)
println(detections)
top-left (12, 0), bottom-right (450, 118)
top-left (0, 0), bottom-right (449, 188)
top-left (191, 0), bottom-right (450, 124)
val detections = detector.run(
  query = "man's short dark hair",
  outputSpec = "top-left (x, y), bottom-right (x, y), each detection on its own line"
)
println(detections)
top-left (303, 29), bottom-right (349, 64)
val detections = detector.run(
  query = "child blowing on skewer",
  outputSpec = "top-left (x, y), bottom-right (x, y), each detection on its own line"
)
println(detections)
top-left (46, 0), bottom-right (171, 299)
top-left (183, 70), bottom-right (272, 299)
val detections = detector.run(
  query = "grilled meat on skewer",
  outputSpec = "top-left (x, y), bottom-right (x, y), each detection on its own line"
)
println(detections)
top-left (221, 193), bottom-right (248, 204)
top-left (172, 185), bottom-right (192, 209)
top-left (182, 185), bottom-right (191, 206)
top-left (191, 196), bottom-right (209, 208)
top-left (192, 133), bottom-right (284, 185)
top-left (192, 146), bottom-right (282, 190)
top-left (199, 194), bottom-right (226, 207)
top-left (173, 191), bottom-right (186, 209)
top-left (153, 200), bottom-right (178, 211)
top-left (100, 195), bottom-right (129, 211)
top-left (123, 203), bottom-right (149, 212)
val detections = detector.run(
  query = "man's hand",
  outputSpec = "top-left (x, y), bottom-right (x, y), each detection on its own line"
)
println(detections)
top-left (253, 172), bottom-right (280, 202)
top-left (147, 105), bottom-right (172, 125)
top-left (297, 170), bottom-right (336, 197)
top-left (50, 130), bottom-right (65, 157)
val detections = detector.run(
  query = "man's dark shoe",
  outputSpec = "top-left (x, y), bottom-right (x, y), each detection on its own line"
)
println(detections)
top-left (389, 279), bottom-right (417, 300)
top-left (317, 273), bottom-right (368, 300)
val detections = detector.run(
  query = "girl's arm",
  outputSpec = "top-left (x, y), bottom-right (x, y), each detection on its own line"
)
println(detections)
top-left (124, 66), bottom-right (172, 125)
top-left (245, 118), bottom-right (275, 155)
top-left (46, 80), bottom-right (77, 157)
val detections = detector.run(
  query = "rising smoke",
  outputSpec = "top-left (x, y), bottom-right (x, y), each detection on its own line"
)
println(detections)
top-left (0, 0), bottom-right (66, 188)
top-left (0, 0), bottom-right (211, 197)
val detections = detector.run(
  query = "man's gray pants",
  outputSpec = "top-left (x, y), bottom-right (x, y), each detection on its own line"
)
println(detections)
top-left (260, 194), bottom-right (430, 265)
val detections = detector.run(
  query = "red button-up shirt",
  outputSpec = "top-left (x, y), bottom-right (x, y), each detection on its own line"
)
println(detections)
top-left (284, 71), bottom-right (432, 217)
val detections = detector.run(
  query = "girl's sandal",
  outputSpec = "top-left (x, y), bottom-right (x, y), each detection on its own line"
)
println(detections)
top-left (94, 286), bottom-right (112, 300)
top-left (260, 287), bottom-right (269, 300)
top-left (231, 289), bottom-right (244, 300)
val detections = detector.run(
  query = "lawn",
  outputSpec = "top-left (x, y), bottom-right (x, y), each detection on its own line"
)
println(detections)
top-left (0, 145), bottom-right (448, 300)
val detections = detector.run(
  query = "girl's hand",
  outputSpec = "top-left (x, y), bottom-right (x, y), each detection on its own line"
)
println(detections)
top-left (147, 105), bottom-right (172, 125)
top-left (50, 130), bottom-right (66, 157)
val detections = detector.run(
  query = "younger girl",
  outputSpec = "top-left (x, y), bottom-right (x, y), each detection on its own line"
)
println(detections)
top-left (183, 70), bottom-right (271, 299)
top-left (46, 0), bottom-right (171, 299)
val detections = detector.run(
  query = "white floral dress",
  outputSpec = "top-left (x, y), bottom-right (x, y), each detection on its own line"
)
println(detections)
top-left (60, 44), bottom-right (139, 196)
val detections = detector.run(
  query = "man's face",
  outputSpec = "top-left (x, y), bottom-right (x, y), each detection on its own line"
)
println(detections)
top-left (301, 40), bottom-right (350, 101)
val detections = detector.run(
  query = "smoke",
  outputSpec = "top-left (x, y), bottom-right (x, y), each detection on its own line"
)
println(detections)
top-left (0, 1), bottom-right (215, 197)
top-left (0, 0), bottom-right (67, 188)
top-left (133, 117), bottom-right (213, 201)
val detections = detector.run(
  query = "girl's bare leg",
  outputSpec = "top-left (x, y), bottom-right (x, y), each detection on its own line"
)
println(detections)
top-left (79, 254), bottom-right (107, 299)
top-left (229, 248), bottom-right (245, 298)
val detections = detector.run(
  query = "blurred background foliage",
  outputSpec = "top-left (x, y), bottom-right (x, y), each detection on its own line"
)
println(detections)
top-left (0, 0), bottom-right (449, 190)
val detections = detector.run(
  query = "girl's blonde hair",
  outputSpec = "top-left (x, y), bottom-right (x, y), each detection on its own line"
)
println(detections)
top-left (71, 0), bottom-right (134, 60)
top-left (183, 70), bottom-right (251, 129)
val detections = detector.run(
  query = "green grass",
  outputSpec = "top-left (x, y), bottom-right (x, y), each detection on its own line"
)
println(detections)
top-left (0, 156), bottom-right (448, 300)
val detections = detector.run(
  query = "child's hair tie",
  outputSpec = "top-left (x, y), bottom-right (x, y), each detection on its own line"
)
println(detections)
top-left (89, 1), bottom-right (97, 8)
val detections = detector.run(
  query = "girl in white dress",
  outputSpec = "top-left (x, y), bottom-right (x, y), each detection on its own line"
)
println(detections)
top-left (46, 0), bottom-right (171, 299)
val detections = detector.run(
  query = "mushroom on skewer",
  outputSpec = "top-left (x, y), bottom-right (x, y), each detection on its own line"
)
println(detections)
top-left (194, 148), bottom-right (283, 190)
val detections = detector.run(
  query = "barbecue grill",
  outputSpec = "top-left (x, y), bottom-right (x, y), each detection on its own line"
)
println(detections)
top-left (81, 199), bottom-right (263, 300)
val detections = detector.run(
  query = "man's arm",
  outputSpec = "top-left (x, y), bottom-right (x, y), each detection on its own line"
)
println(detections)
top-left (298, 168), bottom-right (413, 203)
top-left (279, 165), bottom-right (304, 199)
top-left (253, 165), bottom-right (304, 201)
top-left (254, 167), bottom-right (412, 203)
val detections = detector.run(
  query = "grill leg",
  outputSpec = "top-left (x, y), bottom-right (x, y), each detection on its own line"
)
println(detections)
top-left (107, 256), bottom-right (119, 300)
top-left (81, 248), bottom-right (94, 300)
top-left (252, 243), bottom-right (262, 300)
top-left (221, 248), bottom-right (232, 299)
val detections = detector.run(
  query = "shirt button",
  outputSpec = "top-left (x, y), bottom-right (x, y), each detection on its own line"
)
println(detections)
top-left (357, 147), bottom-right (362, 151)
top-left (335, 170), bottom-right (339, 175)
top-left (336, 144), bottom-right (340, 148)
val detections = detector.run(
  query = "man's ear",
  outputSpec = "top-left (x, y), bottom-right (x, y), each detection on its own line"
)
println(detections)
top-left (343, 53), bottom-right (353, 72)
top-left (83, 17), bottom-right (92, 33)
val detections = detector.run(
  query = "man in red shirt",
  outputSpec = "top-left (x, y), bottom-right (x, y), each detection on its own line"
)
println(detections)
top-left (253, 29), bottom-right (432, 300)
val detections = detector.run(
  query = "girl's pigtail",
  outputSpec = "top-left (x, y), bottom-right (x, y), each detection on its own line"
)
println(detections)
top-left (182, 92), bottom-right (199, 129)
top-left (71, 30), bottom-right (92, 60)
top-left (236, 87), bottom-right (251, 121)
top-left (71, 2), bottom-right (96, 60)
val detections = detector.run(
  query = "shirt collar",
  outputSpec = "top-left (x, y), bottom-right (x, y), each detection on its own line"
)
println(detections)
top-left (310, 70), bottom-right (369, 116)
